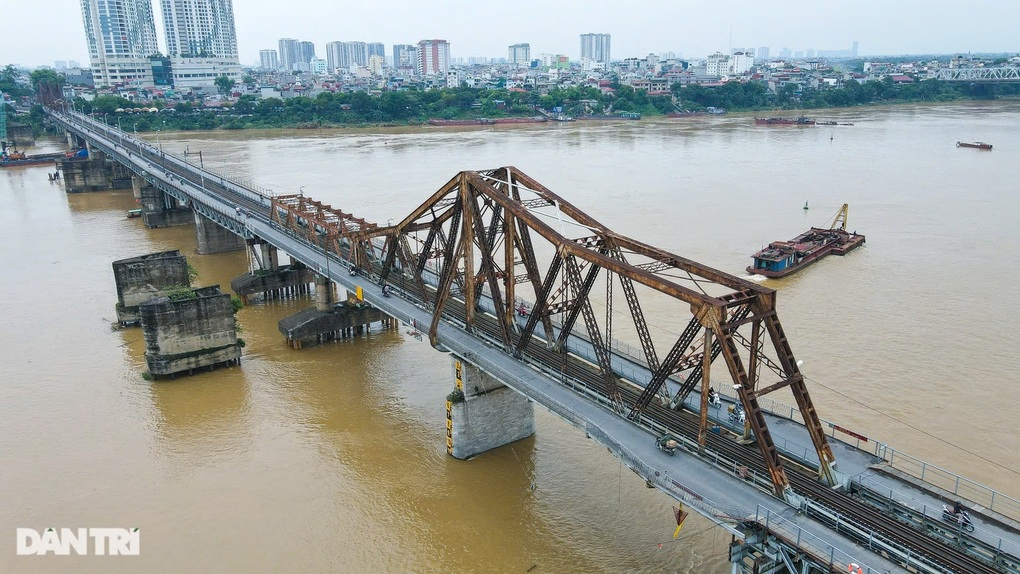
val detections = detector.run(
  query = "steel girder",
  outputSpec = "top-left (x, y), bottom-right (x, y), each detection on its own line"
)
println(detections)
top-left (359, 166), bottom-right (837, 497)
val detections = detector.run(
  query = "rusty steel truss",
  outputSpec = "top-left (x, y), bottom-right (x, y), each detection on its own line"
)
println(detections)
top-left (285, 166), bottom-right (837, 498)
top-left (270, 194), bottom-right (381, 269)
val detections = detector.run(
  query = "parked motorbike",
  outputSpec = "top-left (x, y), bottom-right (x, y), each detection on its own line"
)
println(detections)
top-left (941, 505), bottom-right (975, 532)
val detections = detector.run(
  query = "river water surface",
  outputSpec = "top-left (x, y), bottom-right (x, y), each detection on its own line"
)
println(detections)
top-left (2, 101), bottom-right (1018, 573)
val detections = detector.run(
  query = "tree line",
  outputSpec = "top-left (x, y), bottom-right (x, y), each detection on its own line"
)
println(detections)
top-left (3, 60), bottom-right (1018, 133)
top-left (71, 79), bottom-right (1019, 133)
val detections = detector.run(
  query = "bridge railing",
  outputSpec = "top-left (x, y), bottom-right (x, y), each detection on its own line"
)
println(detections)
top-left (753, 505), bottom-right (882, 574)
top-left (592, 325), bottom-right (1020, 524)
top-left (584, 421), bottom-right (753, 530)
top-left (853, 474), bottom-right (1020, 562)
top-left (872, 443), bottom-right (1020, 523)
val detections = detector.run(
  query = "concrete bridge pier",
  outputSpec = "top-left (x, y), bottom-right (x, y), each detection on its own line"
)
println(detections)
top-left (59, 150), bottom-right (133, 193)
top-left (139, 285), bottom-right (242, 379)
top-left (112, 250), bottom-right (191, 326)
top-left (229, 242), bottom-right (312, 303)
top-left (314, 273), bottom-right (335, 311)
top-left (277, 274), bottom-right (398, 348)
top-left (194, 213), bottom-right (245, 254)
top-left (446, 357), bottom-right (535, 459)
top-left (139, 185), bottom-right (192, 228)
top-left (259, 243), bottom-right (279, 271)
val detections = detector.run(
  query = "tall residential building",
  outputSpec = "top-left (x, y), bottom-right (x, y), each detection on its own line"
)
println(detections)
top-left (300, 41), bottom-right (316, 65)
top-left (367, 42), bottom-right (385, 61)
top-left (259, 49), bottom-right (279, 70)
top-left (79, 0), bottom-right (159, 88)
top-left (159, 0), bottom-right (240, 88)
top-left (851, 41), bottom-right (859, 57)
top-left (278, 38), bottom-right (300, 71)
top-left (580, 33), bottom-right (611, 64)
top-left (756, 46), bottom-right (770, 61)
top-left (326, 41), bottom-right (369, 70)
top-left (393, 44), bottom-right (416, 69)
top-left (325, 42), bottom-right (343, 71)
top-left (160, 0), bottom-right (238, 59)
top-left (508, 43), bottom-right (530, 66)
top-left (416, 39), bottom-right (450, 75)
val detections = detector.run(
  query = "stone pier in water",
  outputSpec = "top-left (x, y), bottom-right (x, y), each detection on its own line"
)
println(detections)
top-left (139, 285), bottom-right (242, 379)
top-left (112, 250), bottom-right (191, 326)
top-left (230, 242), bottom-right (313, 303)
top-left (277, 274), bottom-right (394, 348)
top-left (445, 358), bottom-right (535, 459)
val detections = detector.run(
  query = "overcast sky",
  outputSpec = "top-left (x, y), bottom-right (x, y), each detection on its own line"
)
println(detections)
top-left (2, 0), bottom-right (1018, 68)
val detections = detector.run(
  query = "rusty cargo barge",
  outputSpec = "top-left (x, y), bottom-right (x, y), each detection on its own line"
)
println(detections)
top-left (747, 204), bottom-right (865, 278)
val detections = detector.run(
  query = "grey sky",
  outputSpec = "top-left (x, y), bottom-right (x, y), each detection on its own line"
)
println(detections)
top-left (2, 0), bottom-right (1018, 69)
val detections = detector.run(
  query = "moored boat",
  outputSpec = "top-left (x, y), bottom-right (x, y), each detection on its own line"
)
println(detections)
top-left (0, 151), bottom-right (65, 168)
top-left (747, 204), bottom-right (865, 278)
top-left (427, 118), bottom-right (495, 126)
top-left (956, 141), bottom-right (992, 150)
top-left (754, 116), bottom-right (815, 126)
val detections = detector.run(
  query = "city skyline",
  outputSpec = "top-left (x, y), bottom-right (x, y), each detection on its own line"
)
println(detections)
top-left (3, 0), bottom-right (1020, 69)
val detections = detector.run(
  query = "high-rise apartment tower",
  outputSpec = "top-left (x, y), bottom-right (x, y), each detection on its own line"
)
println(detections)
top-left (580, 33), bottom-right (611, 64)
top-left (160, 0), bottom-right (238, 59)
top-left (416, 39), bottom-right (450, 75)
top-left (79, 0), bottom-right (159, 87)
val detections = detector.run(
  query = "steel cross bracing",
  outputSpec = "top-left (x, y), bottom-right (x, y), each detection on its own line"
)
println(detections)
top-left (360, 165), bottom-right (838, 498)
top-left (42, 107), bottom-right (840, 499)
top-left (929, 67), bottom-right (1020, 82)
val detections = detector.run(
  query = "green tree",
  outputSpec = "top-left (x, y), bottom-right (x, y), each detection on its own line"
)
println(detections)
top-left (214, 75), bottom-right (236, 96)
top-left (0, 64), bottom-right (30, 97)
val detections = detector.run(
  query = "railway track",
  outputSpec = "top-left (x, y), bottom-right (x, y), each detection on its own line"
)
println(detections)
top-left (435, 296), bottom-right (1003, 574)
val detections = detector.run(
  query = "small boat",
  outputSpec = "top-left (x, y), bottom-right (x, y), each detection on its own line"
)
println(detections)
top-left (127, 209), bottom-right (143, 218)
top-left (747, 204), bottom-right (865, 278)
top-left (956, 141), bottom-right (992, 150)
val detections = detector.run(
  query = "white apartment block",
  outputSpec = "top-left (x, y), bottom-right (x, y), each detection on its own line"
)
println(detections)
top-left (160, 0), bottom-right (238, 60)
top-left (80, 0), bottom-right (159, 87)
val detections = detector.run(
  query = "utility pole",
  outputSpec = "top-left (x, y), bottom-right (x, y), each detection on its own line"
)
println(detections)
top-left (0, 91), bottom-right (7, 143)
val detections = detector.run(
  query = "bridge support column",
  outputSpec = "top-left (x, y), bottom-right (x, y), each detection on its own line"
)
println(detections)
top-left (314, 274), bottom-right (334, 311)
top-left (260, 243), bottom-right (280, 271)
top-left (140, 185), bottom-right (191, 228)
top-left (112, 250), bottom-right (191, 326)
top-left (194, 213), bottom-right (244, 254)
top-left (446, 357), bottom-right (534, 459)
top-left (139, 285), bottom-right (242, 379)
top-left (130, 174), bottom-right (147, 202)
top-left (58, 153), bottom-right (131, 193)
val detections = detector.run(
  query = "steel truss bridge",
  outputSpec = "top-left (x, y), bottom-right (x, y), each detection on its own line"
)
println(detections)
top-left (49, 109), bottom-right (1020, 574)
top-left (928, 67), bottom-right (1020, 82)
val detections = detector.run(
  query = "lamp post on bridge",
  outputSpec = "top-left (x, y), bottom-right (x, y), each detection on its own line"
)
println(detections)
top-left (185, 147), bottom-right (203, 168)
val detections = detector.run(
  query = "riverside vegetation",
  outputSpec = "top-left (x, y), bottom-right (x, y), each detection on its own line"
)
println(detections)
top-left (4, 63), bottom-right (1020, 134)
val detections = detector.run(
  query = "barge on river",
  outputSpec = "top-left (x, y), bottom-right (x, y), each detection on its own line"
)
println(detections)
top-left (754, 116), bottom-right (815, 126)
top-left (956, 141), bottom-right (992, 150)
top-left (747, 204), bottom-right (865, 278)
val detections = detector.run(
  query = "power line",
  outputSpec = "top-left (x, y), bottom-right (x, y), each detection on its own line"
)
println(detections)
top-left (803, 374), bottom-right (1020, 478)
